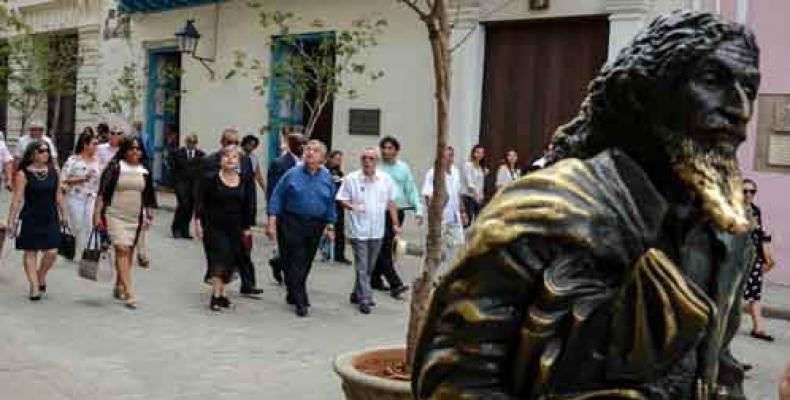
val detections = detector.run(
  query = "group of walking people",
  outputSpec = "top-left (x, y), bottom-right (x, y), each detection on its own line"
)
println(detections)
top-left (3, 121), bottom-right (155, 308)
top-left (0, 122), bottom-right (783, 329)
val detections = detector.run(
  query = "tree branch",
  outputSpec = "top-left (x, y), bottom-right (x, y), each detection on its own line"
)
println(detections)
top-left (400, 0), bottom-right (430, 19)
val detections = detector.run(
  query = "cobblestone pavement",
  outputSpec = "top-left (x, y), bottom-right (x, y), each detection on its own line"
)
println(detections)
top-left (0, 206), bottom-right (787, 399)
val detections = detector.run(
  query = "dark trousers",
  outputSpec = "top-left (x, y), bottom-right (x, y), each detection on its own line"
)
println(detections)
top-left (371, 209), bottom-right (405, 289)
top-left (239, 248), bottom-right (257, 291)
top-left (462, 195), bottom-right (482, 228)
top-left (171, 179), bottom-right (196, 235)
top-left (334, 202), bottom-right (347, 260)
top-left (271, 218), bottom-right (287, 276)
top-left (281, 213), bottom-right (325, 307)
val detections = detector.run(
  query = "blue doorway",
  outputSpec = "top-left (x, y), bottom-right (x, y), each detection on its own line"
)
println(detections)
top-left (267, 32), bottom-right (335, 162)
top-left (146, 47), bottom-right (181, 187)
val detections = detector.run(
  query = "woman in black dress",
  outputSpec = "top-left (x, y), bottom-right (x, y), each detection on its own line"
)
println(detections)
top-left (742, 178), bottom-right (777, 341)
top-left (195, 146), bottom-right (254, 311)
top-left (6, 140), bottom-right (66, 301)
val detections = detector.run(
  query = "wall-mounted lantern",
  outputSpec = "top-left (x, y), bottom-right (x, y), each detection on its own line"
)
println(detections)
top-left (175, 19), bottom-right (215, 79)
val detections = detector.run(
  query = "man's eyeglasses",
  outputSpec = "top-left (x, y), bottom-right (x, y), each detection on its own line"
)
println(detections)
top-left (36, 147), bottom-right (50, 154)
top-left (361, 156), bottom-right (377, 161)
top-left (223, 140), bottom-right (240, 146)
top-left (743, 189), bottom-right (756, 195)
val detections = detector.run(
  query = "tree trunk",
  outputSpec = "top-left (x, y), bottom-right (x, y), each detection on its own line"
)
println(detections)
top-left (51, 94), bottom-right (62, 139)
top-left (406, 0), bottom-right (451, 372)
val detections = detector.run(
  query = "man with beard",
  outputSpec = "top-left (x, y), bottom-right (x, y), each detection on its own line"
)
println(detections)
top-left (413, 12), bottom-right (759, 400)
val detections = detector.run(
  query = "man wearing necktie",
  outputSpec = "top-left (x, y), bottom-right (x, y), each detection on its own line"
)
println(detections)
top-left (171, 134), bottom-right (205, 239)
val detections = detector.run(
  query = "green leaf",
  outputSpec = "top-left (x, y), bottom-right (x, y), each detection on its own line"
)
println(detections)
top-left (224, 70), bottom-right (237, 80)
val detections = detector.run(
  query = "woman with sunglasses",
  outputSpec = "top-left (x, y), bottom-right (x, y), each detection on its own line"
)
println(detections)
top-left (742, 178), bottom-right (777, 342)
top-left (94, 136), bottom-right (157, 309)
top-left (7, 140), bottom-right (67, 301)
top-left (61, 131), bottom-right (101, 260)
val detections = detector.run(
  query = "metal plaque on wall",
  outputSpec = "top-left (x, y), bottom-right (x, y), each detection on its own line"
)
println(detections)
top-left (349, 109), bottom-right (381, 136)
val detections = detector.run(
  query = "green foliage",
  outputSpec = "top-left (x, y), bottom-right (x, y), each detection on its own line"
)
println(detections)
top-left (80, 62), bottom-right (185, 121)
top-left (227, 6), bottom-right (387, 137)
top-left (0, 31), bottom-right (81, 134)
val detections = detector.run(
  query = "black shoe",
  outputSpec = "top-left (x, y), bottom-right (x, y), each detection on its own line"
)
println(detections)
top-left (269, 260), bottom-right (283, 284)
top-left (359, 303), bottom-right (371, 314)
top-left (240, 288), bottom-right (264, 296)
top-left (38, 285), bottom-right (46, 293)
top-left (219, 296), bottom-right (232, 308)
top-left (390, 285), bottom-right (409, 299)
top-left (349, 293), bottom-right (375, 306)
top-left (335, 258), bottom-right (353, 265)
top-left (210, 296), bottom-right (222, 311)
top-left (750, 330), bottom-right (775, 342)
top-left (182, 234), bottom-right (194, 240)
top-left (742, 363), bottom-right (753, 372)
top-left (371, 283), bottom-right (390, 291)
top-left (295, 305), bottom-right (308, 317)
top-left (29, 294), bottom-right (42, 302)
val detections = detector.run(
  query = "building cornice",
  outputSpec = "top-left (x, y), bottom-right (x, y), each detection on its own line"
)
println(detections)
top-left (605, 0), bottom-right (655, 14)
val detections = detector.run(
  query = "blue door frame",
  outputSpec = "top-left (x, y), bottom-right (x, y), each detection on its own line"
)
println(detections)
top-left (146, 46), bottom-right (180, 186)
top-left (267, 31), bottom-right (334, 162)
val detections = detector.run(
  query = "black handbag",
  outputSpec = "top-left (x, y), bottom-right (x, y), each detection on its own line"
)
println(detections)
top-left (78, 229), bottom-right (102, 281)
top-left (58, 224), bottom-right (76, 260)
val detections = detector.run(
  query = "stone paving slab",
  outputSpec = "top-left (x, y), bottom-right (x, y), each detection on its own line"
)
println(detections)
top-left (0, 198), bottom-right (786, 400)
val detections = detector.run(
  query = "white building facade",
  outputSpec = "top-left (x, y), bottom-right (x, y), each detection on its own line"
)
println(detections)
top-left (7, 0), bottom-right (717, 180)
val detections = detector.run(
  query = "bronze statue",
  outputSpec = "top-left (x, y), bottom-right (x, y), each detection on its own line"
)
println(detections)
top-left (413, 11), bottom-right (760, 400)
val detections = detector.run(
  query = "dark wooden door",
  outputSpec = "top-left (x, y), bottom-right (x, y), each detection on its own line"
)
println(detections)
top-left (480, 16), bottom-right (609, 182)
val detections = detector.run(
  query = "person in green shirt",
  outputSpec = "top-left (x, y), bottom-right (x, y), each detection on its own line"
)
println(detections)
top-left (372, 136), bottom-right (422, 298)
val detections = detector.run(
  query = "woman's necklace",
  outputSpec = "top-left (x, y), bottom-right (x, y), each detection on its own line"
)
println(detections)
top-left (30, 166), bottom-right (48, 181)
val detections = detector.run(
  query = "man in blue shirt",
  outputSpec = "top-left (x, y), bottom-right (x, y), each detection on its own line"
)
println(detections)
top-left (267, 139), bottom-right (336, 317)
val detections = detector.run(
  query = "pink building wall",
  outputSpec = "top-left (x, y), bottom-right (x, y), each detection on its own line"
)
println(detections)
top-left (720, 0), bottom-right (790, 284)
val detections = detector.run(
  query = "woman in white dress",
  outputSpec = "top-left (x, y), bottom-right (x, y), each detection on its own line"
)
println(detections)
top-left (495, 149), bottom-right (521, 190)
top-left (61, 131), bottom-right (101, 259)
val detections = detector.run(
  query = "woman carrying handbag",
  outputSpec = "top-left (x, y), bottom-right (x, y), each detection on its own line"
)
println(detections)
top-left (94, 136), bottom-right (157, 309)
top-left (6, 140), bottom-right (67, 301)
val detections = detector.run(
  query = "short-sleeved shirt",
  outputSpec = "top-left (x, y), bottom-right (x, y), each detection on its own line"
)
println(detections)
top-left (336, 170), bottom-right (395, 240)
top-left (61, 155), bottom-right (102, 199)
top-left (15, 135), bottom-right (57, 160)
top-left (422, 166), bottom-right (463, 226)
top-left (97, 143), bottom-right (118, 168)
top-left (0, 140), bottom-right (13, 165)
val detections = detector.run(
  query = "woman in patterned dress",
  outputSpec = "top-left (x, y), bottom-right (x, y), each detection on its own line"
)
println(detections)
top-left (742, 178), bottom-right (777, 342)
top-left (61, 131), bottom-right (101, 260)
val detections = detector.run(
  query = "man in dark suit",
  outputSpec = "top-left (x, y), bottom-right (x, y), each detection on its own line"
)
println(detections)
top-left (202, 128), bottom-right (263, 296)
top-left (266, 133), bottom-right (305, 284)
top-left (170, 134), bottom-right (205, 239)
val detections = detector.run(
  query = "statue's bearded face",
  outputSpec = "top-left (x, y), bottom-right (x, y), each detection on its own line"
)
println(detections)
top-left (661, 39), bottom-right (760, 233)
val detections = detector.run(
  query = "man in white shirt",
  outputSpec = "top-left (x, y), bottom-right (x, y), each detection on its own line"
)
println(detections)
top-left (97, 124), bottom-right (125, 167)
top-left (422, 145), bottom-right (466, 280)
top-left (336, 147), bottom-right (400, 314)
top-left (14, 121), bottom-right (57, 170)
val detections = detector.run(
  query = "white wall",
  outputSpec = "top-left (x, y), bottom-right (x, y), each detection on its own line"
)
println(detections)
top-left (107, 0), bottom-right (436, 176)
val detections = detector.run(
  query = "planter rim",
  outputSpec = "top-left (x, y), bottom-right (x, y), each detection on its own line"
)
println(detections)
top-left (333, 345), bottom-right (412, 393)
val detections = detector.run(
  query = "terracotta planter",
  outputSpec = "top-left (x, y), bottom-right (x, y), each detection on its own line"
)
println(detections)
top-left (333, 346), bottom-right (413, 400)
